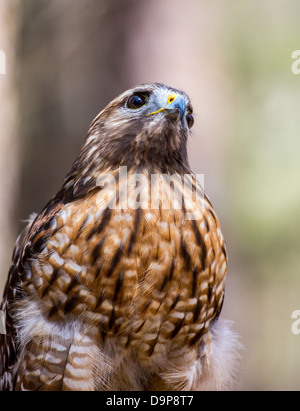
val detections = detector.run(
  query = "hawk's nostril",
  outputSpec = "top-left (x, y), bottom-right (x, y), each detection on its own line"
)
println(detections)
top-left (167, 94), bottom-right (177, 105)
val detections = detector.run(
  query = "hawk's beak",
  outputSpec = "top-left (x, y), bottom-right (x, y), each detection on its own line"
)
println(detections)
top-left (147, 94), bottom-right (186, 120)
top-left (165, 94), bottom-right (186, 120)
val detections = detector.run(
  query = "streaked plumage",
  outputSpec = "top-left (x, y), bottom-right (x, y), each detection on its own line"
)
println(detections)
top-left (0, 83), bottom-right (239, 391)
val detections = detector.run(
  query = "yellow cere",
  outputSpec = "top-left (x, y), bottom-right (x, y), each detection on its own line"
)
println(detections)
top-left (147, 93), bottom-right (179, 116)
top-left (167, 94), bottom-right (178, 105)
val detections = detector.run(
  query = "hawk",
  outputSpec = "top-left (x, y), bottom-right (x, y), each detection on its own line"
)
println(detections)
top-left (0, 83), bottom-right (239, 391)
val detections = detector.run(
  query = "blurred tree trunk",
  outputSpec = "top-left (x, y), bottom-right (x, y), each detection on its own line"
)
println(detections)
top-left (0, 1), bottom-right (20, 296)
top-left (17, 0), bottom-right (142, 227)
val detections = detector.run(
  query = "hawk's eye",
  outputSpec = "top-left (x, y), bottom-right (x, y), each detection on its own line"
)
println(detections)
top-left (186, 113), bottom-right (194, 129)
top-left (127, 94), bottom-right (147, 109)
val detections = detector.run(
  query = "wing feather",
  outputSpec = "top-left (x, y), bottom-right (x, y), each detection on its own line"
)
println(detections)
top-left (0, 214), bottom-right (37, 391)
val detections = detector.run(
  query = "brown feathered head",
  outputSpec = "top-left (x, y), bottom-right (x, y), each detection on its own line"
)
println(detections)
top-left (59, 83), bottom-right (195, 201)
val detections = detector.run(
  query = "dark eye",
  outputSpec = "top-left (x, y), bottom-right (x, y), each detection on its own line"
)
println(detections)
top-left (186, 113), bottom-right (194, 129)
top-left (127, 94), bottom-right (148, 109)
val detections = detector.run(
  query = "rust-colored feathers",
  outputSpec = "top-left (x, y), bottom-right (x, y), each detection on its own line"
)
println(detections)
top-left (0, 83), bottom-right (239, 391)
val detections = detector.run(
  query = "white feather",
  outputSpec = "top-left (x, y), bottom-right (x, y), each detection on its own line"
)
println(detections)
top-left (195, 318), bottom-right (242, 390)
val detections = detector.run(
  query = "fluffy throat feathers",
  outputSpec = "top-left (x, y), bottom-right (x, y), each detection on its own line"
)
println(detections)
top-left (59, 125), bottom-right (191, 204)
top-left (83, 115), bottom-right (190, 174)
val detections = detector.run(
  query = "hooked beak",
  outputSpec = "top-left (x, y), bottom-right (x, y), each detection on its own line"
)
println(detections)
top-left (165, 94), bottom-right (186, 120)
top-left (147, 93), bottom-right (186, 120)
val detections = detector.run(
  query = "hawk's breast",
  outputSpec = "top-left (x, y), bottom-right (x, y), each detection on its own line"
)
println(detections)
top-left (26, 172), bottom-right (227, 364)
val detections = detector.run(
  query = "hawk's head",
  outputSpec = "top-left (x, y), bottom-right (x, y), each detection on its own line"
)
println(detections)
top-left (61, 84), bottom-right (194, 200)
top-left (87, 84), bottom-right (193, 172)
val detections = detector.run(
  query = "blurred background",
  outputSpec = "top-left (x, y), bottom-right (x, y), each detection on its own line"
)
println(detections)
top-left (1, 0), bottom-right (300, 390)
